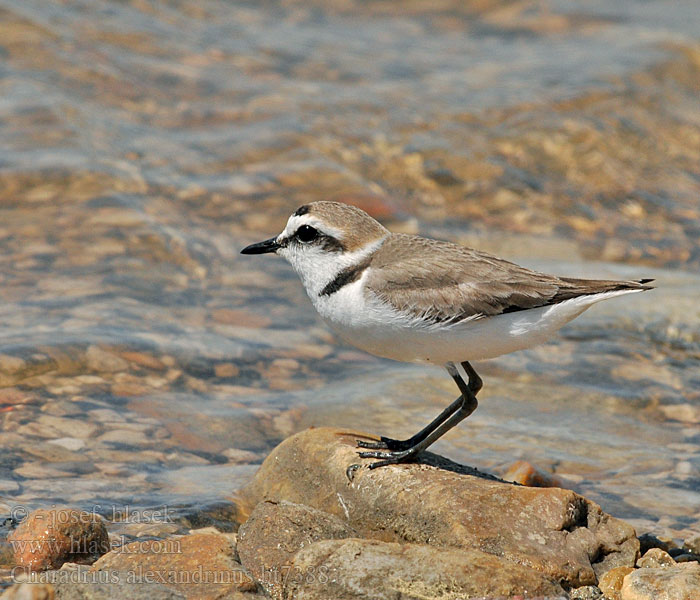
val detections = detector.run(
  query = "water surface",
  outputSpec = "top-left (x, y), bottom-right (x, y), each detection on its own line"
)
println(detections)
top-left (0, 0), bottom-right (699, 564)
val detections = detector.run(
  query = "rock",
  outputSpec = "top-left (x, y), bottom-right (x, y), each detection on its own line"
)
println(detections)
top-left (8, 508), bottom-right (110, 571)
top-left (283, 537), bottom-right (566, 599)
top-left (659, 404), bottom-right (700, 424)
top-left (570, 586), bottom-right (604, 599)
top-left (92, 531), bottom-right (256, 599)
top-left (683, 535), bottom-right (700, 555)
top-left (598, 566), bottom-right (635, 600)
top-left (47, 438), bottom-right (86, 452)
top-left (237, 501), bottom-right (356, 598)
top-left (502, 459), bottom-right (564, 488)
top-left (620, 562), bottom-right (700, 599)
top-left (638, 532), bottom-right (676, 555)
top-left (238, 427), bottom-right (639, 587)
top-left (675, 553), bottom-right (700, 563)
top-left (637, 547), bottom-right (676, 568)
top-left (85, 346), bottom-right (128, 373)
top-left (0, 584), bottom-right (55, 599)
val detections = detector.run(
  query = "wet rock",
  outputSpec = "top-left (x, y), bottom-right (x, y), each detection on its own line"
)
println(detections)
top-left (239, 428), bottom-right (640, 587)
top-left (638, 532), bottom-right (675, 555)
top-left (620, 562), bottom-right (700, 599)
top-left (8, 508), bottom-right (110, 571)
top-left (636, 547), bottom-right (676, 568)
top-left (283, 537), bottom-right (566, 599)
top-left (237, 500), bottom-right (356, 598)
top-left (92, 531), bottom-right (256, 599)
top-left (502, 459), bottom-right (564, 488)
top-left (598, 566), bottom-right (635, 600)
top-left (85, 346), bottom-right (128, 374)
top-left (683, 535), bottom-right (700, 555)
top-left (674, 553), bottom-right (700, 563)
top-left (660, 404), bottom-right (700, 424)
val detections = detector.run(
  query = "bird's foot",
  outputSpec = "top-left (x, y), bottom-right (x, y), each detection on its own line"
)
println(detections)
top-left (356, 448), bottom-right (418, 469)
top-left (356, 436), bottom-right (411, 451)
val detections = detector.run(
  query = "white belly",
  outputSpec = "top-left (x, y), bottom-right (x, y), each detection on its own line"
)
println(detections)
top-left (312, 281), bottom-right (642, 365)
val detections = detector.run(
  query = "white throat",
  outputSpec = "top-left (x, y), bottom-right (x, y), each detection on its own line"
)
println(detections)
top-left (279, 235), bottom-right (387, 301)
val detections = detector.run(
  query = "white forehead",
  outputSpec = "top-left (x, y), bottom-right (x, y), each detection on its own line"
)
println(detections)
top-left (279, 213), bottom-right (344, 240)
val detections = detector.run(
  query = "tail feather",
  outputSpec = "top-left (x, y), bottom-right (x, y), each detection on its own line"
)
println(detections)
top-left (553, 276), bottom-right (654, 303)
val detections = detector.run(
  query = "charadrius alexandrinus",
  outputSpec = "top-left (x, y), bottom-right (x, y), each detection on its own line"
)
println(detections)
top-left (241, 201), bottom-right (653, 469)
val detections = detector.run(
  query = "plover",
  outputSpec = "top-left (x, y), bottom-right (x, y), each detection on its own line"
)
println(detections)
top-left (241, 201), bottom-right (653, 469)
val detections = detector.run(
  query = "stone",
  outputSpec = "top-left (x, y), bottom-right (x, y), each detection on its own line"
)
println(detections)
top-left (638, 532), bottom-right (675, 554)
top-left (48, 438), bottom-right (86, 452)
top-left (502, 459), bottom-right (564, 488)
top-left (620, 562), bottom-right (700, 599)
top-left (239, 428), bottom-right (639, 587)
top-left (683, 535), bottom-right (700, 555)
top-left (570, 586), bottom-right (604, 599)
top-left (637, 547), bottom-right (676, 568)
top-left (237, 501), bottom-right (356, 598)
top-left (85, 346), bottom-right (128, 373)
top-left (283, 537), bottom-right (566, 599)
top-left (598, 566), bottom-right (635, 600)
top-left (92, 531), bottom-right (256, 599)
top-left (0, 583), bottom-right (55, 599)
top-left (8, 508), bottom-right (110, 571)
top-left (659, 404), bottom-right (700, 424)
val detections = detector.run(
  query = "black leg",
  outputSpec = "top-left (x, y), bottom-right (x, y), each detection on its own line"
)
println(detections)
top-left (355, 361), bottom-right (481, 467)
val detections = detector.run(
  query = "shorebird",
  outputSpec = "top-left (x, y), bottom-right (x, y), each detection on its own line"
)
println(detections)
top-left (241, 201), bottom-right (653, 469)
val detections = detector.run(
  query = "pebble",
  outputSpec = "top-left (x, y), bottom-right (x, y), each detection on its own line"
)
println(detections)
top-left (502, 460), bottom-right (564, 488)
top-left (637, 547), bottom-right (677, 568)
top-left (620, 562), bottom-right (700, 600)
top-left (85, 346), bottom-right (128, 374)
top-left (598, 566), bottom-right (635, 600)
top-left (8, 508), bottom-right (109, 571)
top-left (96, 430), bottom-right (149, 446)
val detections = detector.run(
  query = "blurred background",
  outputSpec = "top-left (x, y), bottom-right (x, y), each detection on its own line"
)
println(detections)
top-left (0, 0), bottom-right (698, 553)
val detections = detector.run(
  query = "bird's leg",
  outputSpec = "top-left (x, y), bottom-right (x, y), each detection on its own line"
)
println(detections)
top-left (356, 394), bottom-right (464, 451)
top-left (356, 361), bottom-right (480, 467)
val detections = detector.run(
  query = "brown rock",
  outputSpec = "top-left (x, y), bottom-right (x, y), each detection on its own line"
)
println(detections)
top-left (8, 508), bottom-right (110, 571)
top-left (237, 501), bottom-right (356, 598)
top-left (238, 427), bottom-right (640, 587)
top-left (502, 459), bottom-right (564, 488)
top-left (211, 308), bottom-right (271, 328)
top-left (683, 535), bottom-right (700, 555)
top-left (85, 346), bottom-right (128, 373)
top-left (599, 566), bottom-right (635, 600)
top-left (283, 537), bottom-right (566, 599)
top-left (92, 531), bottom-right (256, 599)
top-left (637, 547), bottom-right (676, 568)
top-left (118, 351), bottom-right (167, 371)
top-left (620, 562), bottom-right (700, 600)
top-left (0, 583), bottom-right (55, 599)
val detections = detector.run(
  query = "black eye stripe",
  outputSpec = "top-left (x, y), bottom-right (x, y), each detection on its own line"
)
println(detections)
top-left (292, 225), bottom-right (345, 252)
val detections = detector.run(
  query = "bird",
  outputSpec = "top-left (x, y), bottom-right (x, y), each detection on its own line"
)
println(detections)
top-left (241, 201), bottom-right (653, 469)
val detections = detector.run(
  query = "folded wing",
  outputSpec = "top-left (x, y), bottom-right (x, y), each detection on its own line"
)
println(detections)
top-left (365, 234), bottom-right (653, 325)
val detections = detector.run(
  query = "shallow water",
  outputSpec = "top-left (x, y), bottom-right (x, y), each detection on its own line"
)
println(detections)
top-left (1, 0), bottom-right (699, 561)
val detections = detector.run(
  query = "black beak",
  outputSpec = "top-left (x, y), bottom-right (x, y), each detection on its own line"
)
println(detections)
top-left (240, 237), bottom-right (281, 255)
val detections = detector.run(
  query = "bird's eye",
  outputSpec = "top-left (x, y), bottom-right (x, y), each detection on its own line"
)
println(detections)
top-left (296, 225), bottom-right (318, 243)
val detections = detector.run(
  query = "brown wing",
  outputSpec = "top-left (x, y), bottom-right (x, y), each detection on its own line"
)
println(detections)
top-left (365, 234), bottom-right (652, 324)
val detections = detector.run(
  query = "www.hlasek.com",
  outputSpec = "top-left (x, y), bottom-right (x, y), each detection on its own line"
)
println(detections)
top-left (9, 536), bottom-right (182, 558)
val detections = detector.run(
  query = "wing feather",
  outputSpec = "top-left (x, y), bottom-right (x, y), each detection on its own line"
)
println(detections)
top-left (365, 234), bottom-right (652, 325)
